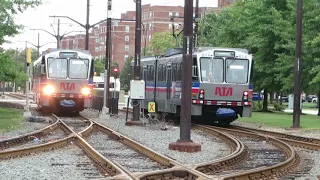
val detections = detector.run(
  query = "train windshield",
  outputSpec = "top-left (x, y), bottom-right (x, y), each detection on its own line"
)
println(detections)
top-left (69, 59), bottom-right (89, 79)
top-left (226, 59), bottom-right (249, 84)
top-left (47, 58), bottom-right (67, 78)
top-left (200, 57), bottom-right (223, 83)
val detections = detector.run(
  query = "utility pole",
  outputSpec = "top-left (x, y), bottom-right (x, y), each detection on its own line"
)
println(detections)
top-left (101, 0), bottom-right (112, 117)
top-left (57, 19), bottom-right (60, 48)
top-left (293, 0), bottom-right (303, 128)
top-left (194, 0), bottom-right (199, 48)
top-left (125, 0), bottom-right (144, 126)
top-left (85, 0), bottom-right (90, 50)
top-left (169, 0), bottom-right (201, 152)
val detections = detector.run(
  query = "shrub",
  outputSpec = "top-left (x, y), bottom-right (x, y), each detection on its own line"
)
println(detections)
top-left (253, 101), bottom-right (263, 111)
top-left (273, 102), bottom-right (285, 111)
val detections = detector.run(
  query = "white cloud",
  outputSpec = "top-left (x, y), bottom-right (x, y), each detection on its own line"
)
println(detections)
top-left (3, 0), bottom-right (217, 52)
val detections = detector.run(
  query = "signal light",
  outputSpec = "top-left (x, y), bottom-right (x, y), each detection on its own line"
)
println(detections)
top-left (26, 48), bottom-right (32, 64)
top-left (113, 67), bottom-right (119, 79)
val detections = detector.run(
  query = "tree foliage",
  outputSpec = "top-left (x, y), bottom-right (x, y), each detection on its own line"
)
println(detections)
top-left (0, 0), bottom-right (41, 44)
top-left (120, 57), bottom-right (132, 92)
top-left (149, 32), bottom-right (177, 55)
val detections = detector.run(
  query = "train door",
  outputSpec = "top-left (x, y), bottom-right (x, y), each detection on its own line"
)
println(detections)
top-left (166, 63), bottom-right (172, 99)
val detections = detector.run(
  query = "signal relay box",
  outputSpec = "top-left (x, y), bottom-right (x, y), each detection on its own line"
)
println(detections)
top-left (130, 80), bottom-right (145, 99)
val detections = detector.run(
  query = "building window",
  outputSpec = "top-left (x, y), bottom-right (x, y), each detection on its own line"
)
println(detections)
top-left (176, 12), bottom-right (179, 17)
top-left (149, 35), bottom-right (152, 41)
top-left (96, 38), bottom-right (100, 43)
top-left (125, 26), bottom-right (130, 32)
top-left (124, 55), bottom-right (129, 61)
top-left (100, 46), bottom-right (103, 51)
top-left (149, 23), bottom-right (152, 30)
top-left (95, 47), bottom-right (99, 52)
top-left (150, 12), bottom-right (152, 18)
top-left (125, 35), bottom-right (129, 41)
top-left (169, 12), bottom-right (173, 17)
top-left (169, 24), bottom-right (172, 29)
top-left (125, 45), bottom-right (129, 51)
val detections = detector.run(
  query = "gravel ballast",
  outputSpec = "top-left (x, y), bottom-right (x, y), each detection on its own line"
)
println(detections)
top-left (88, 112), bottom-right (231, 165)
top-left (0, 144), bottom-right (105, 180)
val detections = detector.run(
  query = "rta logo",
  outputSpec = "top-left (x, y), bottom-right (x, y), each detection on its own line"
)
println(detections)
top-left (215, 87), bottom-right (233, 96)
top-left (60, 82), bottom-right (75, 90)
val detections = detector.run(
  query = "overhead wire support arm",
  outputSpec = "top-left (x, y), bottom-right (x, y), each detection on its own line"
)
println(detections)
top-left (30, 28), bottom-right (56, 38)
top-left (49, 15), bottom-right (85, 28)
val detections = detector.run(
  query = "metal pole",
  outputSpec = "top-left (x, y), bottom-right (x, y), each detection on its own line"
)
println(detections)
top-left (180, 0), bottom-right (193, 142)
top-left (106, 18), bottom-right (112, 109)
top-left (57, 19), bottom-right (60, 48)
top-left (23, 41), bottom-right (27, 95)
top-left (85, 0), bottom-right (90, 50)
top-left (293, 0), bottom-right (303, 128)
top-left (37, 33), bottom-right (40, 57)
top-left (143, 24), bottom-right (147, 56)
top-left (132, 0), bottom-right (142, 121)
top-left (194, 0), bottom-right (199, 48)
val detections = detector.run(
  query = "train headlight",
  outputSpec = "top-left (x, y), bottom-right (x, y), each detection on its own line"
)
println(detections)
top-left (81, 87), bottom-right (90, 96)
top-left (43, 85), bottom-right (54, 95)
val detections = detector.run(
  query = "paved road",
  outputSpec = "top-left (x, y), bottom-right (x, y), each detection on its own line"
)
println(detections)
top-left (284, 109), bottom-right (318, 115)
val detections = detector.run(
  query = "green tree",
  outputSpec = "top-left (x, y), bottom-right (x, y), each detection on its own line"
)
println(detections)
top-left (149, 32), bottom-right (177, 55)
top-left (120, 57), bottom-right (133, 92)
top-left (0, 0), bottom-right (41, 44)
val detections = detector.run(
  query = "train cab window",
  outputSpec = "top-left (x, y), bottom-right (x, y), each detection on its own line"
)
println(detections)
top-left (192, 57), bottom-right (199, 81)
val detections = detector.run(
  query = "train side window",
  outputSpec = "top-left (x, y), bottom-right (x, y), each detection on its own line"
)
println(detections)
top-left (157, 64), bottom-right (162, 82)
top-left (172, 63), bottom-right (177, 81)
top-left (162, 64), bottom-right (167, 82)
top-left (151, 65), bottom-right (154, 81)
top-left (143, 67), bottom-right (147, 81)
top-left (176, 63), bottom-right (181, 81)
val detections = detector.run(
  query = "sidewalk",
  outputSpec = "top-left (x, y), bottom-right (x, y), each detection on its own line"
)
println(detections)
top-left (284, 109), bottom-right (318, 115)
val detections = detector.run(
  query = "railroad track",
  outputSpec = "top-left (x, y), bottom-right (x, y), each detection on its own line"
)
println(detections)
top-left (195, 125), bottom-right (299, 179)
top-left (1, 107), bottom-right (309, 179)
top-left (120, 108), bottom-right (301, 179)
top-left (230, 125), bottom-right (320, 150)
top-left (6, 93), bottom-right (33, 100)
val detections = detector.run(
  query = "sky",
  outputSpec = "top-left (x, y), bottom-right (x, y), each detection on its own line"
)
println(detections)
top-left (3, 0), bottom-right (217, 52)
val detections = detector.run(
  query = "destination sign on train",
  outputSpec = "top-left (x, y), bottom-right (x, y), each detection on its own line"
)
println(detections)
top-left (59, 52), bottom-right (78, 58)
top-left (214, 51), bottom-right (235, 57)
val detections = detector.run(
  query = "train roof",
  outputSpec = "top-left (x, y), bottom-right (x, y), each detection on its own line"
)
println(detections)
top-left (33, 49), bottom-right (93, 66)
top-left (130, 47), bottom-right (251, 65)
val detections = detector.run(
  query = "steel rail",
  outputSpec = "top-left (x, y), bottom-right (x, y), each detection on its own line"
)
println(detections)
top-left (56, 114), bottom-right (135, 179)
top-left (231, 125), bottom-right (320, 150)
top-left (203, 125), bottom-right (299, 179)
top-left (192, 124), bottom-right (249, 174)
top-left (0, 116), bottom-right (60, 150)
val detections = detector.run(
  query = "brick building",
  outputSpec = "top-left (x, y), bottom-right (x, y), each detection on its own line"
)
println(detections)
top-left (61, 4), bottom-right (218, 71)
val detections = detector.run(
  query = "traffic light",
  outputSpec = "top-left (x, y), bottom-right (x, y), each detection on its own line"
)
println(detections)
top-left (113, 67), bottom-right (119, 79)
top-left (26, 48), bottom-right (32, 64)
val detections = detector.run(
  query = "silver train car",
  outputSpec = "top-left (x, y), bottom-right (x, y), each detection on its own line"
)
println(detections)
top-left (133, 47), bottom-right (254, 125)
top-left (32, 49), bottom-right (95, 114)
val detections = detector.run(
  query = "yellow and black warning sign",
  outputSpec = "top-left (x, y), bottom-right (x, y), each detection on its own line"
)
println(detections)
top-left (148, 102), bottom-right (156, 113)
